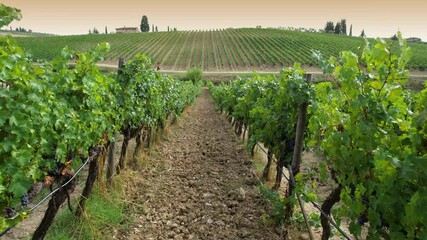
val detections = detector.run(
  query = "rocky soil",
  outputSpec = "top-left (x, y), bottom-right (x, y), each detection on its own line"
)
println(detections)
top-left (119, 89), bottom-right (282, 240)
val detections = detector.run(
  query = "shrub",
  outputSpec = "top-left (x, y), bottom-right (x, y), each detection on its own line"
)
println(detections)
top-left (184, 67), bottom-right (203, 84)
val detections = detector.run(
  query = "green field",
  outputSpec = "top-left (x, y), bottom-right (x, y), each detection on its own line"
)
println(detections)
top-left (0, 29), bottom-right (55, 37)
top-left (14, 28), bottom-right (427, 71)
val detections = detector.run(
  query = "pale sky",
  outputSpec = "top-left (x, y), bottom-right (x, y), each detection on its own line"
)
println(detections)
top-left (2, 0), bottom-right (427, 41)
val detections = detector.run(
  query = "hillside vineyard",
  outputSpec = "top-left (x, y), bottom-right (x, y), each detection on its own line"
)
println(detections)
top-left (16, 28), bottom-right (427, 71)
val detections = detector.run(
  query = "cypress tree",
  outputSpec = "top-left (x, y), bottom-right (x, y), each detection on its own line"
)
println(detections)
top-left (140, 15), bottom-right (149, 32)
top-left (325, 21), bottom-right (334, 33)
top-left (340, 19), bottom-right (347, 35)
top-left (334, 22), bottom-right (341, 34)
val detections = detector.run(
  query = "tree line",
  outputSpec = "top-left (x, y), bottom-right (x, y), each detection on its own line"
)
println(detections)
top-left (140, 15), bottom-right (176, 32)
top-left (3, 26), bottom-right (32, 33)
top-left (324, 19), bottom-right (365, 37)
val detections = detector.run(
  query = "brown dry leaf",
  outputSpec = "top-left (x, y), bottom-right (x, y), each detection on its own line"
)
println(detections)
top-left (61, 168), bottom-right (73, 176)
top-left (64, 161), bottom-right (72, 168)
top-left (43, 176), bottom-right (54, 186)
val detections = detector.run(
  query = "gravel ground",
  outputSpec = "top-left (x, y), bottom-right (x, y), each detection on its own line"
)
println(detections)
top-left (118, 88), bottom-right (282, 240)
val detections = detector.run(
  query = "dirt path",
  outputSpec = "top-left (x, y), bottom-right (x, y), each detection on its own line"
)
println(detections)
top-left (120, 89), bottom-right (281, 240)
top-left (76, 62), bottom-right (427, 78)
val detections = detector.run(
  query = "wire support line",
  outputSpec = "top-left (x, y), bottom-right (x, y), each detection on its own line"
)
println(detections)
top-left (0, 153), bottom-right (94, 238)
top-left (310, 201), bottom-right (352, 240)
top-left (254, 142), bottom-right (291, 182)
top-left (29, 156), bottom-right (91, 212)
top-left (253, 142), bottom-right (352, 240)
top-left (286, 164), bottom-right (353, 240)
top-left (211, 117), bottom-right (352, 239)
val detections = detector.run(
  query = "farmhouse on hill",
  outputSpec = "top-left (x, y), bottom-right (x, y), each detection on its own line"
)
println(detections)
top-left (116, 27), bottom-right (139, 33)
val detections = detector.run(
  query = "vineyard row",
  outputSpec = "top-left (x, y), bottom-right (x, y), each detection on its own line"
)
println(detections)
top-left (0, 24), bottom-right (201, 238)
top-left (208, 35), bottom-right (427, 239)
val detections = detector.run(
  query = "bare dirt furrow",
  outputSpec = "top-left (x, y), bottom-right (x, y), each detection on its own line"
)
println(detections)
top-left (120, 89), bottom-right (280, 240)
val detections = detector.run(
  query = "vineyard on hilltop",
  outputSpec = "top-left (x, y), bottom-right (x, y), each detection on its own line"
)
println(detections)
top-left (15, 28), bottom-right (427, 71)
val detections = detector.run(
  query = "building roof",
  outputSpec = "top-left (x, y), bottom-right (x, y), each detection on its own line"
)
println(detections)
top-left (116, 27), bottom-right (139, 30)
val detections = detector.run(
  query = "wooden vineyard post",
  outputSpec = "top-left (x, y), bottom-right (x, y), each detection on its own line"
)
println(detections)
top-left (117, 57), bottom-right (126, 75)
top-left (284, 74), bottom-right (311, 225)
top-left (133, 126), bottom-right (144, 166)
top-left (106, 133), bottom-right (118, 187)
top-left (290, 74), bottom-right (311, 176)
top-left (144, 127), bottom-right (152, 149)
top-left (107, 53), bottom-right (126, 187)
top-left (289, 164), bottom-right (315, 240)
top-left (116, 58), bottom-right (128, 175)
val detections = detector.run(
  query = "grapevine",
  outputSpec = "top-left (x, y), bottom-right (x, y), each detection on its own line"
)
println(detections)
top-left (0, 4), bottom-right (200, 234)
top-left (209, 64), bottom-right (314, 228)
top-left (310, 33), bottom-right (426, 239)
top-left (210, 33), bottom-right (427, 239)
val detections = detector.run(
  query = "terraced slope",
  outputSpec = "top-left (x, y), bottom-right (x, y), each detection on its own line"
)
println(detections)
top-left (15, 28), bottom-right (427, 71)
